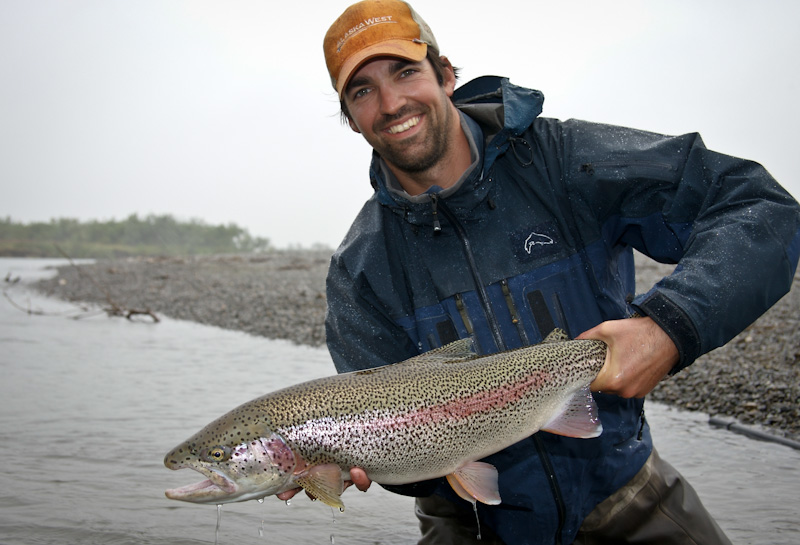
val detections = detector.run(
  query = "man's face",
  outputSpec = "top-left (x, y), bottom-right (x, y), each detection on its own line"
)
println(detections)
top-left (343, 56), bottom-right (457, 176)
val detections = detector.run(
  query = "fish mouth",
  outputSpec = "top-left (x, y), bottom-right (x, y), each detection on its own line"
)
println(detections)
top-left (165, 468), bottom-right (239, 503)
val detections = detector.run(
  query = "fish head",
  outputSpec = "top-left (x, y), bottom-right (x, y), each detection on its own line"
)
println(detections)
top-left (164, 410), bottom-right (297, 504)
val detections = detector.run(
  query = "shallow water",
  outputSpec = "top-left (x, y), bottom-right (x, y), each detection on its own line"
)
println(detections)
top-left (1, 258), bottom-right (798, 544)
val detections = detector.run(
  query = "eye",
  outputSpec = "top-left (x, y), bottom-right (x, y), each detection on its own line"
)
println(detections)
top-left (352, 86), bottom-right (371, 101)
top-left (202, 445), bottom-right (232, 463)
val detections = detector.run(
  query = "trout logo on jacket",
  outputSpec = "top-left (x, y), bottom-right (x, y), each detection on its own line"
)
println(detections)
top-left (512, 224), bottom-right (560, 262)
top-left (525, 232), bottom-right (554, 253)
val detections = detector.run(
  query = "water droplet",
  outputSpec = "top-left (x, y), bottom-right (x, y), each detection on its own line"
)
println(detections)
top-left (330, 534), bottom-right (335, 544)
top-left (215, 504), bottom-right (223, 545)
top-left (472, 502), bottom-right (482, 541)
top-left (257, 498), bottom-right (264, 504)
top-left (285, 498), bottom-right (292, 507)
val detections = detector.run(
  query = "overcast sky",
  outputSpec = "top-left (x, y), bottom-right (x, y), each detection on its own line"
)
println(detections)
top-left (2, 0), bottom-right (798, 249)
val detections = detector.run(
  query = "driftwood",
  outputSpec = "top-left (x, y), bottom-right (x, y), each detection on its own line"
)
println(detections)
top-left (103, 305), bottom-right (160, 322)
top-left (53, 246), bottom-right (160, 323)
top-left (3, 289), bottom-right (46, 316)
top-left (0, 246), bottom-right (161, 323)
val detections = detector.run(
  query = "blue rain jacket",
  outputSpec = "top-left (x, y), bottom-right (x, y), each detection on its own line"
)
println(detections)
top-left (325, 75), bottom-right (800, 544)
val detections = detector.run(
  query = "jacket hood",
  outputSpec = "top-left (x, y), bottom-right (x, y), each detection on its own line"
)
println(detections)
top-left (453, 76), bottom-right (545, 166)
top-left (368, 77), bottom-right (545, 227)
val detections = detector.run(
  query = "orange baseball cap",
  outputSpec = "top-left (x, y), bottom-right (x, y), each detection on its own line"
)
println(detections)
top-left (324, 0), bottom-right (439, 98)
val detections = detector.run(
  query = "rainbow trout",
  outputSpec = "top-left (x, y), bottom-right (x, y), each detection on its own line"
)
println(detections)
top-left (164, 330), bottom-right (606, 509)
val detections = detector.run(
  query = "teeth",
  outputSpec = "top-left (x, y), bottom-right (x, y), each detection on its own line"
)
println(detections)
top-left (387, 116), bottom-right (420, 134)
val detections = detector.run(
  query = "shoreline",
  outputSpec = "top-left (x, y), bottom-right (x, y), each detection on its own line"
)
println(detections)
top-left (31, 250), bottom-right (800, 441)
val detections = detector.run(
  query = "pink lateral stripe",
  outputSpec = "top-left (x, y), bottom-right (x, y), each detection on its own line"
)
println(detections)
top-left (381, 370), bottom-right (551, 430)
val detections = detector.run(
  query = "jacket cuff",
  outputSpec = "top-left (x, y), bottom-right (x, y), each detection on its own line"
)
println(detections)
top-left (632, 291), bottom-right (702, 374)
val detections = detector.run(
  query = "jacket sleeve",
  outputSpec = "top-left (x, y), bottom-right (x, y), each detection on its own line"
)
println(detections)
top-left (554, 119), bottom-right (800, 371)
top-left (325, 252), bottom-right (418, 373)
top-left (325, 247), bottom-right (442, 498)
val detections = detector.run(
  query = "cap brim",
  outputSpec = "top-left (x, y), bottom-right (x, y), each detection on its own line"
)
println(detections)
top-left (336, 40), bottom-right (428, 98)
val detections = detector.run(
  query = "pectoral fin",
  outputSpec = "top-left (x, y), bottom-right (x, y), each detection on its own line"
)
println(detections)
top-left (446, 461), bottom-right (502, 505)
top-left (541, 386), bottom-right (603, 438)
top-left (294, 464), bottom-right (345, 510)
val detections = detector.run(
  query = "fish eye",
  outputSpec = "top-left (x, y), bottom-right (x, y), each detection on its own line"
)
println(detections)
top-left (202, 445), bottom-right (232, 463)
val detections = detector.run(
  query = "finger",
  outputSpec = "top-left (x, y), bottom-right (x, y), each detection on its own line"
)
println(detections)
top-left (276, 487), bottom-right (302, 501)
top-left (349, 468), bottom-right (372, 492)
top-left (589, 363), bottom-right (614, 392)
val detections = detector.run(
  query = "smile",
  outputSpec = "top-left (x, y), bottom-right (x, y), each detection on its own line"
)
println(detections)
top-left (387, 116), bottom-right (420, 135)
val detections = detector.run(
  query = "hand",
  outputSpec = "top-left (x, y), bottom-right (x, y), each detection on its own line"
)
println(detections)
top-left (577, 317), bottom-right (679, 398)
top-left (276, 467), bottom-right (372, 502)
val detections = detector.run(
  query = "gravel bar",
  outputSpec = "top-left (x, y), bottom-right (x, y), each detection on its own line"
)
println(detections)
top-left (34, 250), bottom-right (800, 442)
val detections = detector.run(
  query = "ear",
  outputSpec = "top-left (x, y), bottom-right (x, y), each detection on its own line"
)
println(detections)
top-left (440, 56), bottom-right (457, 97)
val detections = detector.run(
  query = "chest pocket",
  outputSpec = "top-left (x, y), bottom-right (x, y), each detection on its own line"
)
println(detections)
top-left (401, 252), bottom-right (605, 354)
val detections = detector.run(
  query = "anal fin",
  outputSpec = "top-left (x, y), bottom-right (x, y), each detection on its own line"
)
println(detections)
top-left (446, 461), bottom-right (501, 506)
top-left (541, 386), bottom-right (603, 438)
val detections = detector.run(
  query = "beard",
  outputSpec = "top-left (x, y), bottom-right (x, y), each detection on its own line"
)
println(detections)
top-left (372, 100), bottom-right (455, 175)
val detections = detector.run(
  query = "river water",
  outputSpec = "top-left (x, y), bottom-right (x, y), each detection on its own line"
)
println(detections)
top-left (1, 258), bottom-right (798, 545)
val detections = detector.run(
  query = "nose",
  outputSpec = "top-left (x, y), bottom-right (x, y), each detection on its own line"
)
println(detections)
top-left (377, 81), bottom-right (406, 116)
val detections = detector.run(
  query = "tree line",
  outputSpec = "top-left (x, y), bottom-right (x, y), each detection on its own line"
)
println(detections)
top-left (0, 214), bottom-right (272, 258)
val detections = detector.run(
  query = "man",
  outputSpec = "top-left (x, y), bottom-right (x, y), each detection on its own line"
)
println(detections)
top-left (282, 1), bottom-right (800, 543)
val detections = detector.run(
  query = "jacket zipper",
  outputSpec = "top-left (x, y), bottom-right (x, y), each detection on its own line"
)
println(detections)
top-left (500, 278), bottom-right (530, 345)
top-left (430, 193), bottom-right (567, 544)
top-left (580, 160), bottom-right (674, 176)
top-left (429, 194), bottom-right (506, 352)
top-left (430, 195), bottom-right (443, 233)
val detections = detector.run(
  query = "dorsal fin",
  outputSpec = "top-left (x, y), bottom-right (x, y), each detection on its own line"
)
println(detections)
top-left (540, 328), bottom-right (570, 344)
top-left (355, 338), bottom-right (477, 376)
top-left (427, 338), bottom-right (477, 360)
top-left (403, 338), bottom-right (477, 366)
